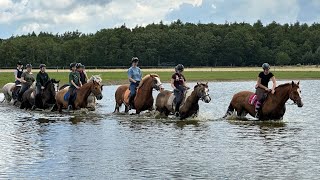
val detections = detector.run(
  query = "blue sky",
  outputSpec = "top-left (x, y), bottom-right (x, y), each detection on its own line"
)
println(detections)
top-left (0, 0), bottom-right (320, 39)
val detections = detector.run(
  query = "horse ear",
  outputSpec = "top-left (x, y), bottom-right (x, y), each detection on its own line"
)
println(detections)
top-left (292, 81), bottom-right (294, 85)
top-left (197, 82), bottom-right (199, 85)
top-left (297, 81), bottom-right (300, 85)
top-left (206, 82), bottom-right (208, 86)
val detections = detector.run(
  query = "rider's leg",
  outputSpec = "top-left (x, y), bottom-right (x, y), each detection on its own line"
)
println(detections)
top-left (18, 84), bottom-right (29, 102)
top-left (129, 82), bottom-right (137, 108)
top-left (35, 86), bottom-right (42, 108)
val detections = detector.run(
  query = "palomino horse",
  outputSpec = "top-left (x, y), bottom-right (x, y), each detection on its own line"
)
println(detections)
top-left (58, 75), bottom-right (103, 110)
top-left (155, 82), bottom-right (211, 120)
top-left (2, 82), bottom-right (36, 103)
top-left (55, 80), bottom-right (103, 112)
top-left (114, 74), bottom-right (163, 114)
top-left (20, 79), bottom-right (60, 109)
top-left (224, 81), bottom-right (303, 120)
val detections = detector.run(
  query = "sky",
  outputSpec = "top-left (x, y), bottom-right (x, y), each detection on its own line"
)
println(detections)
top-left (0, 0), bottom-right (320, 39)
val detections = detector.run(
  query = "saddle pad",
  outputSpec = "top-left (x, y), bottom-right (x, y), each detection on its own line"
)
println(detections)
top-left (64, 91), bottom-right (77, 101)
top-left (248, 94), bottom-right (258, 105)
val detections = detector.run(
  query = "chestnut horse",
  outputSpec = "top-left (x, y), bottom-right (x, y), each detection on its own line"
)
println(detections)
top-left (224, 81), bottom-right (303, 120)
top-left (55, 80), bottom-right (103, 112)
top-left (114, 74), bottom-right (163, 114)
top-left (155, 82), bottom-right (211, 120)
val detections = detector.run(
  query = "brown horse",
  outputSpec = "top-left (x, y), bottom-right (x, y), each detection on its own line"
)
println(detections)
top-left (114, 74), bottom-right (163, 114)
top-left (156, 82), bottom-right (211, 120)
top-left (55, 80), bottom-right (103, 112)
top-left (224, 81), bottom-right (303, 120)
top-left (20, 79), bottom-right (60, 110)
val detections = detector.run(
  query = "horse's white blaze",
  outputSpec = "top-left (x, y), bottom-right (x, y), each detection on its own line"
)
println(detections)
top-left (297, 88), bottom-right (301, 97)
top-left (155, 77), bottom-right (162, 86)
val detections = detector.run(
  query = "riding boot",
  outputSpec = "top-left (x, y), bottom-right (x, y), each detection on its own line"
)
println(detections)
top-left (35, 94), bottom-right (42, 109)
top-left (175, 103), bottom-right (181, 117)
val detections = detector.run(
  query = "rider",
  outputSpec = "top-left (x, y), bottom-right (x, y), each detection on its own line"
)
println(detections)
top-left (12, 61), bottom-right (24, 100)
top-left (68, 63), bottom-right (82, 110)
top-left (35, 64), bottom-right (50, 108)
top-left (128, 57), bottom-right (142, 109)
top-left (171, 64), bottom-right (189, 116)
top-left (255, 63), bottom-right (277, 118)
top-left (76, 63), bottom-right (88, 85)
top-left (18, 64), bottom-right (35, 102)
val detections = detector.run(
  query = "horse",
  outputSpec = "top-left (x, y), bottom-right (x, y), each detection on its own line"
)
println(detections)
top-left (223, 81), bottom-right (303, 120)
top-left (2, 82), bottom-right (36, 104)
top-left (114, 74), bottom-right (163, 114)
top-left (155, 82), bottom-right (211, 120)
top-left (58, 75), bottom-right (103, 110)
top-left (55, 80), bottom-right (103, 112)
top-left (20, 79), bottom-right (60, 110)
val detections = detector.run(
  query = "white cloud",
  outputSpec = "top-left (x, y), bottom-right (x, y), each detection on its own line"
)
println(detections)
top-left (19, 22), bottom-right (50, 34)
top-left (0, 0), bottom-right (13, 10)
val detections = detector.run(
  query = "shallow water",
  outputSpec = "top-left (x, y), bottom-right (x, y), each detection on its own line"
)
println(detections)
top-left (0, 80), bottom-right (319, 179)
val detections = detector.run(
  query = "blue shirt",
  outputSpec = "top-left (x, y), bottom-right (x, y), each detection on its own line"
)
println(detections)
top-left (128, 67), bottom-right (142, 82)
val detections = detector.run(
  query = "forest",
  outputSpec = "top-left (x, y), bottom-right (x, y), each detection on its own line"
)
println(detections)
top-left (1, 20), bottom-right (320, 68)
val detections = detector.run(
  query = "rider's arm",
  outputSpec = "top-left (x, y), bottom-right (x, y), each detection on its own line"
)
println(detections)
top-left (36, 73), bottom-right (41, 86)
top-left (20, 73), bottom-right (26, 83)
top-left (128, 69), bottom-right (136, 83)
top-left (83, 71), bottom-right (88, 81)
top-left (71, 80), bottom-right (79, 89)
top-left (271, 76), bottom-right (276, 90)
top-left (171, 79), bottom-right (176, 89)
top-left (14, 71), bottom-right (21, 82)
top-left (256, 77), bottom-right (268, 91)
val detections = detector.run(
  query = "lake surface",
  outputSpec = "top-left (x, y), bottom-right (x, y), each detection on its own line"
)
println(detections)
top-left (0, 80), bottom-right (319, 179)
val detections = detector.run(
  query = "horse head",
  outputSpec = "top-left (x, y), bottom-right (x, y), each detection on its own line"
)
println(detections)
top-left (150, 74), bottom-right (163, 91)
top-left (50, 79), bottom-right (60, 92)
top-left (90, 75), bottom-right (103, 90)
top-left (194, 82), bottom-right (211, 103)
top-left (90, 80), bottom-right (103, 100)
top-left (289, 81), bottom-right (303, 107)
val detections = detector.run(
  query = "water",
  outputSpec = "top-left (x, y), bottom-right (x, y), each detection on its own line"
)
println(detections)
top-left (0, 80), bottom-right (320, 179)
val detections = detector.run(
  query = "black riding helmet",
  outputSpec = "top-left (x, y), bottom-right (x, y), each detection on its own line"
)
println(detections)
top-left (131, 57), bottom-right (139, 63)
top-left (39, 64), bottom-right (46, 69)
top-left (70, 63), bottom-right (76, 70)
top-left (262, 63), bottom-right (270, 70)
top-left (17, 61), bottom-right (23, 66)
top-left (175, 64), bottom-right (184, 72)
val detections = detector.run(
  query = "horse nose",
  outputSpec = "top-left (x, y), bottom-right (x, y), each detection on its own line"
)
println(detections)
top-left (97, 95), bottom-right (103, 100)
top-left (298, 102), bottom-right (303, 107)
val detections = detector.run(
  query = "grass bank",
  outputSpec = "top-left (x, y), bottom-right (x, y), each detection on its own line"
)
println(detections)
top-left (1, 70), bottom-right (319, 88)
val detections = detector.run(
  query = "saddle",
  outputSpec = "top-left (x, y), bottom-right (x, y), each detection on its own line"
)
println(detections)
top-left (168, 90), bottom-right (189, 111)
top-left (123, 88), bottom-right (139, 105)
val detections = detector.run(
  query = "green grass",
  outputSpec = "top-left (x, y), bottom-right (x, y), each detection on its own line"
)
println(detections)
top-left (1, 71), bottom-right (319, 88)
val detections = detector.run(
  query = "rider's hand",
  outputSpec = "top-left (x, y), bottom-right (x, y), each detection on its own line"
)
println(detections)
top-left (41, 86), bottom-right (45, 90)
top-left (271, 89), bottom-right (275, 94)
top-left (76, 86), bottom-right (80, 89)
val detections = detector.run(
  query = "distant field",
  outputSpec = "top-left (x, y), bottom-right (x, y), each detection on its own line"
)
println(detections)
top-left (1, 68), bottom-right (319, 89)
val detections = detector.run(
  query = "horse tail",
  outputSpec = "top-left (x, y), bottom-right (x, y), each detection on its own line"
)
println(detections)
top-left (223, 103), bottom-right (234, 118)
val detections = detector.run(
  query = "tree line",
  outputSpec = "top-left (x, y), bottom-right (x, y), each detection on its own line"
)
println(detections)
top-left (1, 20), bottom-right (320, 68)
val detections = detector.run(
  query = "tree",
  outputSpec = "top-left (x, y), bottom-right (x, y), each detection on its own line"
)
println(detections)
top-left (276, 52), bottom-right (291, 65)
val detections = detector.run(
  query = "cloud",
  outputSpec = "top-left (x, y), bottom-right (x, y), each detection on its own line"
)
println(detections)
top-left (0, 0), bottom-right (320, 39)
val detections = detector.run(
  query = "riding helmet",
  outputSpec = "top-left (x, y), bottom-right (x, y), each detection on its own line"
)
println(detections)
top-left (76, 63), bottom-right (84, 69)
top-left (131, 57), bottom-right (139, 63)
top-left (70, 63), bottom-right (76, 69)
top-left (262, 63), bottom-right (270, 70)
top-left (26, 64), bottom-right (32, 68)
top-left (17, 61), bottom-right (23, 66)
top-left (175, 64), bottom-right (184, 72)
top-left (39, 64), bottom-right (46, 69)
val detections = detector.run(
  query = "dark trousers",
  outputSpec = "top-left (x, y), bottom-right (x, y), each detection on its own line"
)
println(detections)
top-left (18, 84), bottom-right (30, 101)
top-left (68, 87), bottom-right (77, 107)
top-left (174, 86), bottom-right (185, 112)
top-left (35, 86), bottom-right (42, 108)
top-left (129, 81), bottom-right (140, 105)
top-left (255, 87), bottom-right (266, 111)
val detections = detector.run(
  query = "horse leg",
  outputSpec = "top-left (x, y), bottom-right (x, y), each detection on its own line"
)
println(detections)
top-left (57, 103), bottom-right (63, 113)
top-left (223, 103), bottom-right (235, 118)
top-left (124, 105), bottom-right (129, 113)
top-left (113, 102), bottom-right (121, 113)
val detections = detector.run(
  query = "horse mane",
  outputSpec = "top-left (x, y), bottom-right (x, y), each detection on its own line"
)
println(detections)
top-left (275, 82), bottom-right (298, 90)
top-left (137, 74), bottom-right (159, 89)
top-left (88, 75), bottom-right (102, 83)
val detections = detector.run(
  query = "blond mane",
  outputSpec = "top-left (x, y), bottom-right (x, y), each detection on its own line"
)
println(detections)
top-left (137, 74), bottom-right (159, 89)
